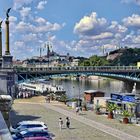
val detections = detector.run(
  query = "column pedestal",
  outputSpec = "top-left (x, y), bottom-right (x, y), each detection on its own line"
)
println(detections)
top-left (0, 95), bottom-right (12, 128)
top-left (2, 55), bottom-right (13, 68)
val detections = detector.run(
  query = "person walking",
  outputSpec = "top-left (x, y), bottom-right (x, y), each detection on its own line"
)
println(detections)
top-left (66, 117), bottom-right (70, 129)
top-left (76, 106), bottom-right (79, 115)
top-left (58, 117), bottom-right (63, 130)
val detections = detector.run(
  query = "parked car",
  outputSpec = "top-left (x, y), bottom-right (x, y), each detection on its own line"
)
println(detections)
top-left (10, 121), bottom-right (48, 134)
top-left (12, 128), bottom-right (52, 140)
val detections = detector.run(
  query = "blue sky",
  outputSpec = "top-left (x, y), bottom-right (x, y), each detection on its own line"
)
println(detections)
top-left (0, 0), bottom-right (140, 59)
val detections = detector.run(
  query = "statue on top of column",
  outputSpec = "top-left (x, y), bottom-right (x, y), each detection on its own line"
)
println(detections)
top-left (0, 20), bottom-right (2, 28)
top-left (6, 8), bottom-right (11, 20)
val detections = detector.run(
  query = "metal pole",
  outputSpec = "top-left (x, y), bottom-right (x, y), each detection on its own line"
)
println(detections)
top-left (0, 21), bottom-right (2, 57)
top-left (78, 79), bottom-right (80, 107)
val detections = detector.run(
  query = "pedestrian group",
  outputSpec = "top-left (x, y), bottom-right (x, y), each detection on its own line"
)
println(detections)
top-left (58, 117), bottom-right (70, 130)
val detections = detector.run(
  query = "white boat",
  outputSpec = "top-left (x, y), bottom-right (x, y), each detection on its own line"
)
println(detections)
top-left (18, 81), bottom-right (66, 94)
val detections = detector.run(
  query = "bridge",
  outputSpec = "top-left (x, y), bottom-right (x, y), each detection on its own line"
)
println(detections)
top-left (14, 66), bottom-right (140, 83)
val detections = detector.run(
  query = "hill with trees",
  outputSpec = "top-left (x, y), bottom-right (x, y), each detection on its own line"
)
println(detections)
top-left (79, 48), bottom-right (140, 66)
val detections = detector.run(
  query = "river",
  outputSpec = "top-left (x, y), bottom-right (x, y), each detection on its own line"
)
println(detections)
top-left (51, 78), bottom-right (126, 99)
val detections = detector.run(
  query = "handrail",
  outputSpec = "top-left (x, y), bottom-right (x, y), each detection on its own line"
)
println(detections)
top-left (0, 112), bottom-right (13, 140)
top-left (14, 66), bottom-right (139, 72)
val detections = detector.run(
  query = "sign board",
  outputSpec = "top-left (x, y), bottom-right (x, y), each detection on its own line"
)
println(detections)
top-left (111, 93), bottom-right (123, 101)
top-left (122, 96), bottom-right (135, 103)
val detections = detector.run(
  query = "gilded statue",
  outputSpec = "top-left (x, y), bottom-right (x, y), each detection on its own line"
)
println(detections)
top-left (0, 20), bottom-right (2, 27)
top-left (6, 8), bottom-right (11, 19)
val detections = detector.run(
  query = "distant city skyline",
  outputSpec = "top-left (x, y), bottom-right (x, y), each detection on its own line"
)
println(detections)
top-left (0, 0), bottom-right (140, 59)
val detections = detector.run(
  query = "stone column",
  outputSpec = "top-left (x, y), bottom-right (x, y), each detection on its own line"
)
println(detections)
top-left (2, 18), bottom-right (13, 68)
top-left (0, 95), bottom-right (12, 128)
top-left (5, 18), bottom-right (10, 55)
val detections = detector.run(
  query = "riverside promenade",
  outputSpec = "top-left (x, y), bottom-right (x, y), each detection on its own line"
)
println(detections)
top-left (10, 96), bottom-right (140, 140)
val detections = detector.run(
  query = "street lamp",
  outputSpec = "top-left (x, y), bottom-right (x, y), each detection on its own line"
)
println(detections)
top-left (78, 78), bottom-right (81, 107)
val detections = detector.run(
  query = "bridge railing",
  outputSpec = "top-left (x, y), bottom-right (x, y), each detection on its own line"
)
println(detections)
top-left (14, 66), bottom-right (138, 73)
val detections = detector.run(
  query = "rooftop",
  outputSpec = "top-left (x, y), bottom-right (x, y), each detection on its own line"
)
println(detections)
top-left (84, 90), bottom-right (105, 94)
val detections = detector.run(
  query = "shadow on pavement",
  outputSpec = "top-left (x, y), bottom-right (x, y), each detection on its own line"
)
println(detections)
top-left (79, 113), bottom-right (86, 115)
top-left (9, 110), bottom-right (41, 126)
top-left (62, 127), bottom-right (76, 130)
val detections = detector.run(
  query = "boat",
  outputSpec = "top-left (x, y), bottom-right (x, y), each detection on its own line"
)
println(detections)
top-left (18, 81), bottom-right (66, 95)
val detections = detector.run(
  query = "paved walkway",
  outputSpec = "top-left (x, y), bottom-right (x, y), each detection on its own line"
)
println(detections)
top-left (44, 103), bottom-right (139, 140)
top-left (11, 102), bottom-right (119, 140)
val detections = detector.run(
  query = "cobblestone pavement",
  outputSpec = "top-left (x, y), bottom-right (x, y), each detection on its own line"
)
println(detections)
top-left (52, 102), bottom-right (140, 139)
top-left (43, 103), bottom-right (139, 140)
top-left (10, 102), bottom-right (119, 140)
top-left (10, 98), bottom-right (140, 140)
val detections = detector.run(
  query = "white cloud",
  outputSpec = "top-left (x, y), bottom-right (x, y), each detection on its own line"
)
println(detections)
top-left (123, 33), bottom-right (140, 44)
top-left (9, 16), bottom-right (17, 22)
top-left (74, 12), bottom-right (107, 36)
top-left (35, 17), bottom-right (46, 24)
top-left (22, 33), bottom-right (37, 42)
top-left (121, 0), bottom-right (140, 5)
top-left (108, 21), bottom-right (127, 33)
top-left (16, 21), bottom-right (35, 32)
top-left (37, 0), bottom-right (47, 10)
top-left (73, 12), bottom-right (128, 43)
top-left (13, 0), bottom-right (33, 10)
top-left (14, 41), bottom-right (25, 48)
top-left (35, 22), bottom-right (62, 32)
top-left (19, 7), bottom-right (31, 20)
top-left (123, 14), bottom-right (140, 27)
top-left (87, 32), bottom-right (113, 40)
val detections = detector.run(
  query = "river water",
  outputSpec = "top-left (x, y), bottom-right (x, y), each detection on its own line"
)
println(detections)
top-left (51, 78), bottom-right (125, 99)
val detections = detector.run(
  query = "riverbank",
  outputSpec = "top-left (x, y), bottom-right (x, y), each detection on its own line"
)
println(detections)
top-left (11, 97), bottom-right (118, 140)
top-left (10, 96), bottom-right (140, 140)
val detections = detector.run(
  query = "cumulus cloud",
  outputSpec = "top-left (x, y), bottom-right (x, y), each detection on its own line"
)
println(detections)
top-left (19, 7), bottom-right (31, 20)
top-left (74, 12), bottom-right (107, 36)
top-left (16, 21), bottom-right (35, 32)
top-left (122, 33), bottom-right (140, 44)
top-left (123, 14), bottom-right (140, 27)
top-left (14, 41), bottom-right (25, 48)
top-left (108, 21), bottom-right (127, 33)
top-left (72, 12), bottom-right (140, 56)
top-left (9, 16), bottom-right (17, 22)
top-left (13, 0), bottom-right (33, 10)
top-left (87, 32), bottom-right (113, 40)
top-left (74, 12), bottom-right (127, 42)
top-left (22, 33), bottom-right (37, 42)
top-left (37, 0), bottom-right (47, 10)
top-left (11, 0), bottom-right (140, 59)
top-left (121, 0), bottom-right (140, 5)
top-left (35, 22), bottom-right (62, 32)
top-left (35, 17), bottom-right (46, 24)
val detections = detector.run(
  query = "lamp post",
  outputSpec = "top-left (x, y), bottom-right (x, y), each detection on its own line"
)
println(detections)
top-left (0, 20), bottom-right (3, 67)
top-left (78, 78), bottom-right (81, 107)
top-left (0, 20), bottom-right (2, 58)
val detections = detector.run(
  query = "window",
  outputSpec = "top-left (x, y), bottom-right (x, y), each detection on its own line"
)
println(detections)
top-left (27, 124), bottom-right (42, 128)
